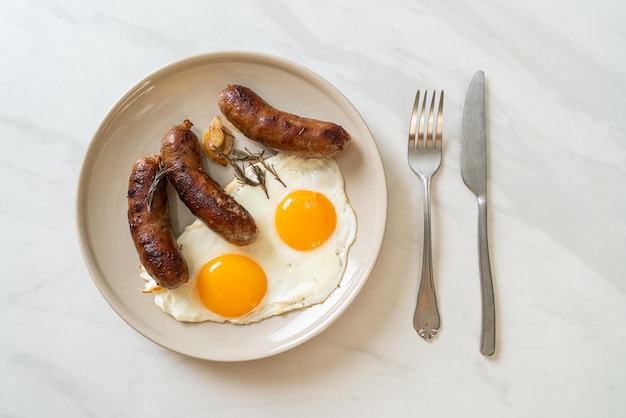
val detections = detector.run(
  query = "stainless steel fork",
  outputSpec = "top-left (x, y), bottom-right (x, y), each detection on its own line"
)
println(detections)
top-left (407, 90), bottom-right (444, 341)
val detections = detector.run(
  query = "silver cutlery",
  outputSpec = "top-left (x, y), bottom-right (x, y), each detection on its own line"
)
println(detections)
top-left (461, 71), bottom-right (496, 356)
top-left (407, 90), bottom-right (444, 341)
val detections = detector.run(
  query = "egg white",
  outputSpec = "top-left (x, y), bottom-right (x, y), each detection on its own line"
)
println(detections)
top-left (141, 153), bottom-right (357, 324)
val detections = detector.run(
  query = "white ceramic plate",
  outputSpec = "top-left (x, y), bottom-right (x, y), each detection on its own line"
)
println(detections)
top-left (76, 51), bottom-right (387, 361)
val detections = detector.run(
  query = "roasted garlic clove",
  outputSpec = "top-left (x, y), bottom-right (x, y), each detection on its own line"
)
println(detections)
top-left (203, 116), bottom-right (233, 166)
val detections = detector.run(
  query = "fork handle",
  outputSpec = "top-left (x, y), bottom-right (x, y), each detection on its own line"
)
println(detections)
top-left (413, 177), bottom-right (441, 340)
top-left (477, 195), bottom-right (496, 356)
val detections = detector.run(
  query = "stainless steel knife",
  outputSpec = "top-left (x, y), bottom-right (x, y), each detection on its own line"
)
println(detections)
top-left (461, 70), bottom-right (496, 356)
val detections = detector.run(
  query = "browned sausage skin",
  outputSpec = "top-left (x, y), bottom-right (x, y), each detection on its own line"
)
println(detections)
top-left (160, 120), bottom-right (258, 246)
top-left (127, 155), bottom-right (189, 289)
top-left (218, 84), bottom-right (351, 159)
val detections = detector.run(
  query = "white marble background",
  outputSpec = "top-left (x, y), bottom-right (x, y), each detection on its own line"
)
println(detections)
top-left (1, 0), bottom-right (625, 417)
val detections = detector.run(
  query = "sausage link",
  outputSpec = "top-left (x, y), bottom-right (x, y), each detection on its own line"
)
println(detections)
top-left (218, 84), bottom-right (351, 158)
top-left (127, 156), bottom-right (189, 289)
top-left (160, 120), bottom-right (258, 246)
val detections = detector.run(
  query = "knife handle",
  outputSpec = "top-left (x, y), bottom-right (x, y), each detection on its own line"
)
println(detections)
top-left (477, 195), bottom-right (496, 356)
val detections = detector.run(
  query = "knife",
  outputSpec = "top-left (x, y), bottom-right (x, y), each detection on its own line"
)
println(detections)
top-left (461, 70), bottom-right (496, 356)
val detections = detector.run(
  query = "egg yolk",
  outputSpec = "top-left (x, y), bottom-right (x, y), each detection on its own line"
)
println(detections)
top-left (196, 254), bottom-right (267, 318)
top-left (275, 190), bottom-right (337, 251)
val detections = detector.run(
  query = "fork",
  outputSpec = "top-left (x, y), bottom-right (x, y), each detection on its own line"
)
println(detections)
top-left (407, 89), bottom-right (444, 341)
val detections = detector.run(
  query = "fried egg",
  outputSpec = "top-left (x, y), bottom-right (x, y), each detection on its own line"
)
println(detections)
top-left (141, 153), bottom-right (357, 324)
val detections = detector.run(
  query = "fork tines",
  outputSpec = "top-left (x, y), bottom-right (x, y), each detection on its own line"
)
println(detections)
top-left (409, 90), bottom-right (444, 151)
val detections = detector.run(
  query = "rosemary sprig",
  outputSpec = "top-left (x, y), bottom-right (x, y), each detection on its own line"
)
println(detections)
top-left (218, 147), bottom-right (286, 198)
top-left (228, 147), bottom-right (263, 162)
top-left (250, 163), bottom-right (269, 198)
top-left (256, 152), bottom-right (287, 187)
top-left (146, 166), bottom-right (173, 212)
top-left (227, 152), bottom-right (262, 187)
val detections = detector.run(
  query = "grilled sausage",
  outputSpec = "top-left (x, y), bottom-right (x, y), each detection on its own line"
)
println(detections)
top-left (160, 120), bottom-right (258, 246)
top-left (127, 155), bottom-right (189, 289)
top-left (218, 84), bottom-right (351, 158)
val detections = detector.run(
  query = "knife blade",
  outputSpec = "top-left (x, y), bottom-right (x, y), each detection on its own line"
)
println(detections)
top-left (461, 70), bottom-right (496, 356)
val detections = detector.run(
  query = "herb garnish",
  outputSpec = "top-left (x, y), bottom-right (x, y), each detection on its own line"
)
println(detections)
top-left (219, 148), bottom-right (286, 198)
top-left (146, 166), bottom-right (173, 212)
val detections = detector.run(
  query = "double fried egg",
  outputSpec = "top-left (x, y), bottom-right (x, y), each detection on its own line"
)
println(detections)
top-left (142, 153), bottom-right (357, 324)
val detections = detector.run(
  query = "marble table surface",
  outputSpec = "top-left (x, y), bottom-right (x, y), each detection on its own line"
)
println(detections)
top-left (2, 0), bottom-right (625, 416)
